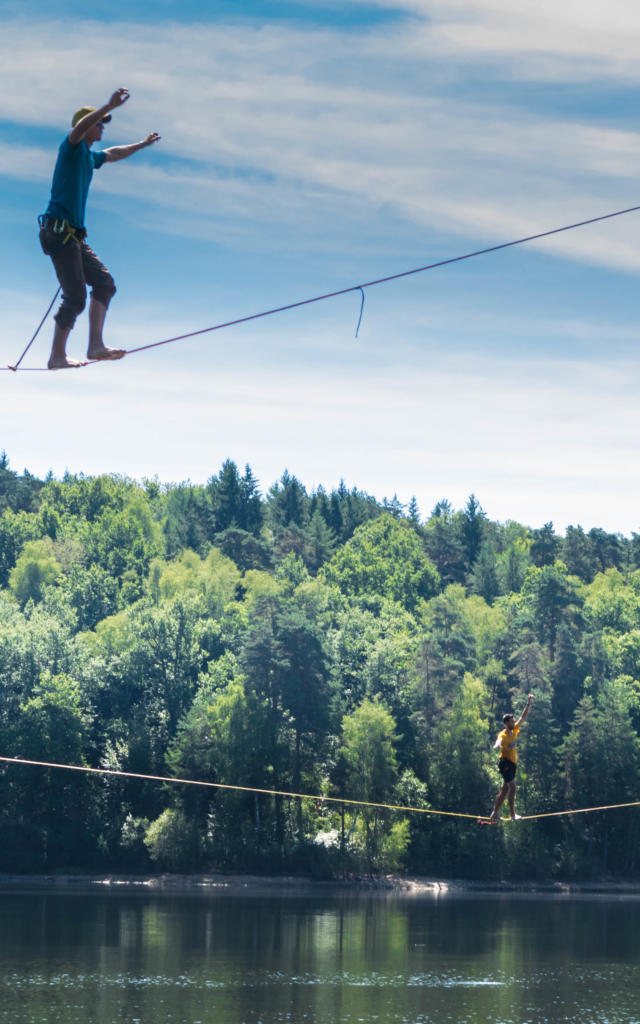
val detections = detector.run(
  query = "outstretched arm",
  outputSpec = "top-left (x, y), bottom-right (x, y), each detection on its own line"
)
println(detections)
top-left (516, 694), bottom-right (534, 728)
top-left (104, 133), bottom-right (161, 163)
top-left (69, 88), bottom-right (130, 145)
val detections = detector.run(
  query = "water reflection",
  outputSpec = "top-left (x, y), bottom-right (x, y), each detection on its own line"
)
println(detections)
top-left (0, 888), bottom-right (639, 1024)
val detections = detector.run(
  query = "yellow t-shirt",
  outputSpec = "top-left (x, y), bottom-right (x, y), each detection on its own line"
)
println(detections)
top-left (497, 723), bottom-right (520, 763)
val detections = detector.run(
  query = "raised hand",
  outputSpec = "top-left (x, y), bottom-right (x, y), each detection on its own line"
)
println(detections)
top-left (143, 132), bottom-right (161, 147)
top-left (108, 88), bottom-right (130, 109)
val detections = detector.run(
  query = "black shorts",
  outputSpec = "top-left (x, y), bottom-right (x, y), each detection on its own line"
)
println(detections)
top-left (498, 758), bottom-right (517, 783)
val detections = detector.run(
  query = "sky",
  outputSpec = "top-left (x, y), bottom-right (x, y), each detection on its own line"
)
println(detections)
top-left (2, 0), bottom-right (640, 534)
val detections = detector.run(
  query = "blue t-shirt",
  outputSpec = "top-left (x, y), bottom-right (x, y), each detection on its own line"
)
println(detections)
top-left (44, 137), bottom-right (106, 229)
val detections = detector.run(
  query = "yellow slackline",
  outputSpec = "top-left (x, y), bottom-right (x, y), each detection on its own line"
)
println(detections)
top-left (0, 755), bottom-right (478, 820)
top-left (519, 801), bottom-right (640, 821)
top-left (1, 755), bottom-right (639, 823)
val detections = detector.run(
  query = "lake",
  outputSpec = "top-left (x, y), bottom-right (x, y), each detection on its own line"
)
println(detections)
top-left (1, 883), bottom-right (639, 1024)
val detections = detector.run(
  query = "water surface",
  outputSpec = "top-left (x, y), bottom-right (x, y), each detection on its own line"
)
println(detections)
top-left (1, 885), bottom-right (639, 1024)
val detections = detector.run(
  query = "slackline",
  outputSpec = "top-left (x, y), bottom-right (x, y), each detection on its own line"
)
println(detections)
top-left (4, 202), bottom-right (640, 372)
top-left (1, 755), bottom-right (638, 823)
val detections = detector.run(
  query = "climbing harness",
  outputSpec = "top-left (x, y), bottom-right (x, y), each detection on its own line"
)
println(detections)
top-left (38, 215), bottom-right (86, 246)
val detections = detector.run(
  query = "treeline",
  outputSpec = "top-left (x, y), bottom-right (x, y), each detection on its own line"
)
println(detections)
top-left (1, 450), bottom-right (639, 880)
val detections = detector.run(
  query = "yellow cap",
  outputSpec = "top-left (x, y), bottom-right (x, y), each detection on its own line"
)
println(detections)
top-left (71, 107), bottom-right (111, 127)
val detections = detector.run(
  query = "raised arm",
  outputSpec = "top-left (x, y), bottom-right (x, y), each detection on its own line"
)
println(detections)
top-left (515, 694), bottom-right (534, 728)
top-left (104, 133), bottom-right (161, 163)
top-left (69, 88), bottom-right (130, 145)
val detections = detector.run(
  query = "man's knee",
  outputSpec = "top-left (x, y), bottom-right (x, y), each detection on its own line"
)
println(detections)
top-left (92, 275), bottom-right (116, 309)
top-left (55, 285), bottom-right (87, 330)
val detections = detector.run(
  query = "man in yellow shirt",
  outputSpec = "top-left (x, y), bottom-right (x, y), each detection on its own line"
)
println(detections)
top-left (487, 694), bottom-right (534, 822)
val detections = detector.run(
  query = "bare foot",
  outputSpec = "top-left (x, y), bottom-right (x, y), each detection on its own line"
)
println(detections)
top-left (48, 355), bottom-right (87, 370)
top-left (87, 345), bottom-right (126, 361)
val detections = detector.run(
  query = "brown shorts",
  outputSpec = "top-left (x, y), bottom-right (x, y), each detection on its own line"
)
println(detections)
top-left (39, 220), bottom-right (116, 330)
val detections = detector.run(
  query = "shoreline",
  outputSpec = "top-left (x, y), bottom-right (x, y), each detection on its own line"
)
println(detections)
top-left (1, 872), bottom-right (640, 896)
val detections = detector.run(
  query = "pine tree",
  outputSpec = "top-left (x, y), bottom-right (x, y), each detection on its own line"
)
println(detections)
top-left (208, 460), bottom-right (243, 533)
top-left (407, 496), bottom-right (420, 526)
top-left (240, 464), bottom-right (264, 535)
top-left (462, 494), bottom-right (486, 571)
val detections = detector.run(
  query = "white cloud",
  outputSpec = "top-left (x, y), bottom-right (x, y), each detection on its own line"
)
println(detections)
top-left (351, 0), bottom-right (640, 81)
top-left (3, 43), bottom-right (640, 274)
top-left (0, 143), bottom-right (55, 183)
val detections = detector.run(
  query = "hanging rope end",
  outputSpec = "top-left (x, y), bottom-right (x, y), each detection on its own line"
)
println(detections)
top-left (355, 286), bottom-right (366, 338)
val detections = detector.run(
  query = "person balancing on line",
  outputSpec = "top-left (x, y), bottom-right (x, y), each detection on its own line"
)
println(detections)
top-left (486, 694), bottom-right (534, 823)
top-left (39, 88), bottom-right (160, 369)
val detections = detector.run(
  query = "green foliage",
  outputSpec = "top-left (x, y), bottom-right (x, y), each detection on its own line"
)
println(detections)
top-left (19, 670), bottom-right (89, 759)
top-left (63, 563), bottom-right (119, 630)
top-left (9, 539), bottom-right (62, 606)
top-left (584, 569), bottom-right (640, 633)
top-left (380, 819), bottom-right (410, 872)
top-left (530, 522), bottom-right (561, 567)
top-left (497, 534), bottom-right (532, 594)
top-left (0, 451), bottom-right (43, 513)
top-left (322, 513), bottom-right (440, 612)
top-left (520, 560), bottom-right (583, 662)
top-left (1, 453), bottom-right (640, 880)
top-left (462, 494), bottom-right (487, 570)
top-left (470, 540), bottom-right (500, 604)
top-left (342, 699), bottom-right (399, 802)
top-left (145, 808), bottom-right (202, 870)
top-left (422, 500), bottom-right (466, 585)
top-left (339, 699), bottom-right (404, 871)
top-left (0, 670), bottom-right (93, 870)
top-left (0, 509), bottom-right (39, 588)
top-left (149, 547), bottom-right (241, 615)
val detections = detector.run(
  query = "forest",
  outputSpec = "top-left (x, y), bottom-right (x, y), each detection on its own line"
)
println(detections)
top-left (1, 449), bottom-right (639, 881)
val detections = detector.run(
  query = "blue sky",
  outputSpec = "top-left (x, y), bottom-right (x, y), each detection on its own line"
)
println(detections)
top-left (2, 0), bottom-right (640, 534)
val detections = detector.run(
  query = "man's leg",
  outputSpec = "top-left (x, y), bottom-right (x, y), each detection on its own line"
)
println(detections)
top-left (82, 243), bottom-right (124, 361)
top-left (46, 236), bottom-right (87, 369)
top-left (49, 322), bottom-right (75, 369)
top-left (507, 782), bottom-right (520, 820)
top-left (489, 782), bottom-right (509, 821)
top-left (88, 296), bottom-right (114, 356)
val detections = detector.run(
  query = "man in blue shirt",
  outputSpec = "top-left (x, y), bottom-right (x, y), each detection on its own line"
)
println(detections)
top-left (39, 88), bottom-right (160, 369)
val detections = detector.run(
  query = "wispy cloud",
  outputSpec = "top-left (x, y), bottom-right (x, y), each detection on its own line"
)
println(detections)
top-left (351, 0), bottom-right (640, 82)
top-left (1, 14), bottom-right (640, 272)
top-left (2, 5), bottom-right (640, 537)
